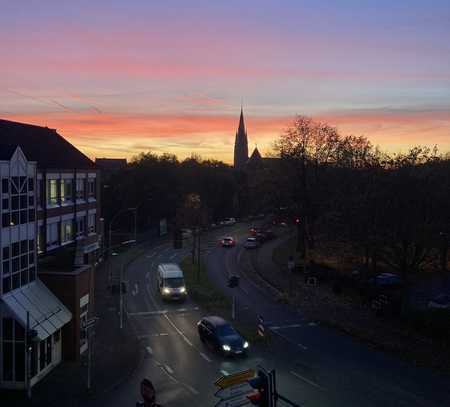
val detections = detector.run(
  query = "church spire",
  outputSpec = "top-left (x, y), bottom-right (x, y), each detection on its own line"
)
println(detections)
top-left (234, 106), bottom-right (249, 170)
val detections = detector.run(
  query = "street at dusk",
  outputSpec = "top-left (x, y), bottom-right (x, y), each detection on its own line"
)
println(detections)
top-left (1, 2), bottom-right (450, 407)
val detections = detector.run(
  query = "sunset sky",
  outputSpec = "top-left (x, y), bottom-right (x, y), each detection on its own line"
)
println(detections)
top-left (1, 0), bottom-right (449, 163)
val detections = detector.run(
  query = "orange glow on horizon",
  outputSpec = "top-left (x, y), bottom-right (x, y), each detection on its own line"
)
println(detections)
top-left (3, 109), bottom-right (449, 164)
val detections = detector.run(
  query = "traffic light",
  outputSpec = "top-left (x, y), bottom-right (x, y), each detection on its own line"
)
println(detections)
top-left (173, 229), bottom-right (183, 249)
top-left (227, 275), bottom-right (239, 288)
top-left (295, 218), bottom-right (300, 225)
top-left (247, 370), bottom-right (270, 406)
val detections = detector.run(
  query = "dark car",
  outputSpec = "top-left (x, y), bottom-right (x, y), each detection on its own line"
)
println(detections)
top-left (220, 236), bottom-right (236, 248)
top-left (197, 316), bottom-right (249, 356)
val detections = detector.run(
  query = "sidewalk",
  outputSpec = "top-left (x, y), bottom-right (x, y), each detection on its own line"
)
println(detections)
top-left (1, 240), bottom-right (157, 407)
top-left (242, 231), bottom-right (450, 375)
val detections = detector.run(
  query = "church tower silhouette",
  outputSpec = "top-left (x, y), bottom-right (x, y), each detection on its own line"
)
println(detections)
top-left (233, 106), bottom-right (248, 170)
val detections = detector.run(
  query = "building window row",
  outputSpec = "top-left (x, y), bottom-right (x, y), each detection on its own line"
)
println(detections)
top-left (1, 177), bottom-right (34, 195)
top-left (2, 239), bottom-right (36, 294)
top-left (35, 177), bottom-right (96, 208)
top-left (40, 213), bottom-right (96, 252)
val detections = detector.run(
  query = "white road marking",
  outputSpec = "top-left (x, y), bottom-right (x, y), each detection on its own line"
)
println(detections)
top-left (128, 307), bottom-right (200, 317)
top-left (137, 333), bottom-right (169, 339)
top-left (163, 314), bottom-right (193, 347)
top-left (220, 369), bottom-right (229, 376)
top-left (165, 364), bottom-right (174, 374)
top-left (290, 371), bottom-right (326, 391)
top-left (270, 329), bottom-right (308, 350)
top-left (200, 352), bottom-right (212, 362)
top-left (182, 383), bottom-right (200, 395)
top-left (169, 253), bottom-right (177, 260)
top-left (270, 323), bottom-right (302, 331)
top-left (146, 346), bottom-right (153, 355)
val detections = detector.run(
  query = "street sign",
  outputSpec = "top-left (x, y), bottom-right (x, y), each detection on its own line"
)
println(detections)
top-left (215, 369), bottom-right (256, 389)
top-left (257, 315), bottom-right (265, 337)
top-left (214, 393), bottom-right (251, 407)
top-left (215, 382), bottom-right (253, 400)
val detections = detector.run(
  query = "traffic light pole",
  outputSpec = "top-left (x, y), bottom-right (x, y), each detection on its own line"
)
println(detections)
top-left (232, 294), bottom-right (236, 320)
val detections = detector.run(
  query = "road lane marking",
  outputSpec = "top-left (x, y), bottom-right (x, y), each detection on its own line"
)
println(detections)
top-left (200, 352), bottom-right (212, 362)
top-left (169, 253), bottom-right (177, 260)
top-left (290, 371), bottom-right (326, 391)
top-left (182, 383), bottom-right (200, 395)
top-left (128, 307), bottom-right (200, 317)
top-left (270, 324), bottom-right (302, 330)
top-left (270, 329), bottom-right (308, 350)
top-left (220, 369), bottom-right (229, 376)
top-left (137, 333), bottom-right (169, 340)
top-left (146, 346), bottom-right (153, 355)
top-left (163, 314), bottom-right (193, 347)
top-left (165, 364), bottom-right (174, 374)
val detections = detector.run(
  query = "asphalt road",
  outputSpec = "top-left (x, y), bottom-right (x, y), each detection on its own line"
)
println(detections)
top-left (88, 223), bottom-right (450, 407)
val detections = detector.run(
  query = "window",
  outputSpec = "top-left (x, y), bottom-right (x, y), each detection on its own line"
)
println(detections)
top-left (88, 214), bottom-right (96, 234)
top-left (37, 225), bottom-right (45, 253)
top-left (76, 216), bottom-right (86, 238)
top-left (87, 178), bottom-right (96, 199)
top-left (61, 179), bottom-right (73, 203)
top-left (47, 222), bottom-right (59, 247)
top-left (61, 220), bottom-right (73, 243)
top-left (2, 197), bottom-right (9, 210)
top-left (76, 179), bottom-right (85, 200)
top-left (2, 276), bottom-right (11, 293)
top-left (37, 179), bottom-right (44, 207)
top-left (47, 179), bottom-right (58, 205)
top-left (2, 213), bottom-right (10, 227)
top-left (2, 178), bottom-right (9, 194)
top-left (28, 177), bottom-right (34, 192)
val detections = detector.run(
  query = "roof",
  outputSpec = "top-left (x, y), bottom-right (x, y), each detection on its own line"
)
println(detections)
top-left (158, 263), bottom-right (183, 278)
top-left (2, 279), bottom-right (72, 341)
top-left (95, 158), bottom-right (127, 170)
top-left (248, 147), bottom-right (262, 162)
top-left (0, 144), bottom-right (20, 160)
top-left (0, 119), bottom-right (96, 170)
top-left (204, 315), bottom-right (227, 326)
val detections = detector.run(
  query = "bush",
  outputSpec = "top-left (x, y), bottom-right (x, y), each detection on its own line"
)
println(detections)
top-left (406, 309), bottom-right (450, 342)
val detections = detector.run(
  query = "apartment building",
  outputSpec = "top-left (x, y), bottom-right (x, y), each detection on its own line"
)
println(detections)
top-left (0, 119), bottom-right (101, 390)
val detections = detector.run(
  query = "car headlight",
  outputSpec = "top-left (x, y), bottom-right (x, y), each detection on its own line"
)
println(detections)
top-left (243, 341), bottom-right (249, 349)
top-left (222, 344), bottom-right (231, 352)
top-left (163, 287), bottom-right (171, 294)
top-left (179, 286), bottom-right (186, 293)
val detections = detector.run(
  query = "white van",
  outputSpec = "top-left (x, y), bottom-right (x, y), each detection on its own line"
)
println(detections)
top-left (157, 263), bottom-right (187, 301)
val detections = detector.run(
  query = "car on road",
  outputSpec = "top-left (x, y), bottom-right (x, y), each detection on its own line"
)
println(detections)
top-left (220, 236), bottom-right (236, 248)
top-left (244, 237), bottom-right (259, 249)
top-left (157, 263), bottom-right (187, 301)
top-left (221, 217), bottom-right (236, 226)
top-left (197, 316), bottom-right (249, 356)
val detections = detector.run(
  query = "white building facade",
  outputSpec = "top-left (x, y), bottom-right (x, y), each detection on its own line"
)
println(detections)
top-left (0, 146), bottom-right (71, 390)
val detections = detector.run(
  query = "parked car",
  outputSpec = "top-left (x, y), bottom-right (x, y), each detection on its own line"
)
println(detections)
top-left (157, 263), bottom-right (187, 301)
top-left (221, 237), bottom-right (236, 248)
top-left (197, 316), bottom-right (249, 356)
top-left (428, 294), bottom-right (450, 310)
top-left (244, 237), bottom-right (259, 249)
top-left (374, 273), bottom-right (402, 287)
